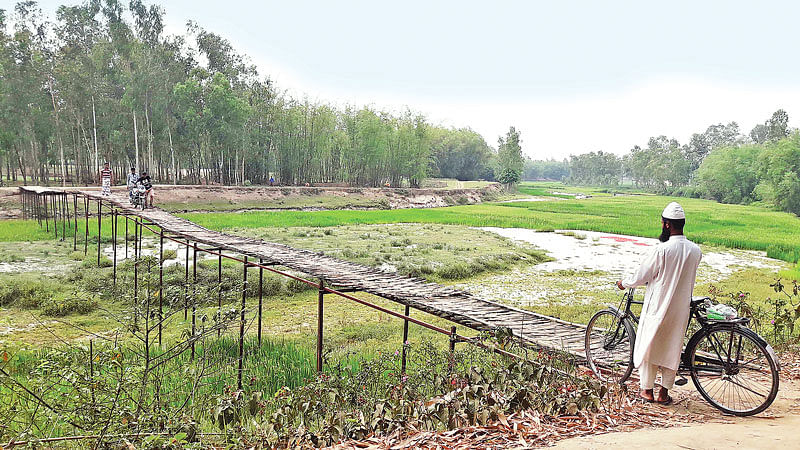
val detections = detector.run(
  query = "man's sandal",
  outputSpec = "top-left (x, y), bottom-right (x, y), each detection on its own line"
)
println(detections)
top-left (655, 395), bottom-right (673, 406)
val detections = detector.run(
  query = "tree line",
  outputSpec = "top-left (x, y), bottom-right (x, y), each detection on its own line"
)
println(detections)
top-left (0, 1), bottom-right (521, 188)
top-left (563, 109), bottom-right (800, 215)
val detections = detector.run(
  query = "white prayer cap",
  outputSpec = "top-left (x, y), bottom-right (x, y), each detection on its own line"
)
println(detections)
top-left (662, 202), bottom-right (685, 220)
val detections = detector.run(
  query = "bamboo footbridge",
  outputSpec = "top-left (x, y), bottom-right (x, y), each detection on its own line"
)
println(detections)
top-left (19, 186), bottom-right (618, 378)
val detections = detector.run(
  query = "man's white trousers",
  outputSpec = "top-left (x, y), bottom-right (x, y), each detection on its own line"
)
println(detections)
top-left (639, 361), bottom-right (676, 390)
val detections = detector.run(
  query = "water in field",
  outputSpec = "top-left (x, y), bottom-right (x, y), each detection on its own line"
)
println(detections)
top-left (480, 227), bottom-right (784, 276)
top-left (457, 227), bottom-right (788, 307)
top-left (102, 238), bottom-right (216, 267)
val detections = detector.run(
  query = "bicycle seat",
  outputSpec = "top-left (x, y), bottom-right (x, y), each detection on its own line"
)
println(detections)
top-left (691, 296), bottom-right (710, 308)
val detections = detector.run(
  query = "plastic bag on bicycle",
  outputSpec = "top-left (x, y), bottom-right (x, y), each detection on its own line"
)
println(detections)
top-left (704, 302), bottom-right (737, 320)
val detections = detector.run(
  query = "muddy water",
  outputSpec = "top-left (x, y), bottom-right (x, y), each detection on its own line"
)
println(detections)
top-left (102, 239), bottom-right (216, 267)
top-left (480, 227), bottom-right (784, 277)
top-left (456, 228), bottom-right (788, 307)
top-left (0, 259), bottom-right (63, 273)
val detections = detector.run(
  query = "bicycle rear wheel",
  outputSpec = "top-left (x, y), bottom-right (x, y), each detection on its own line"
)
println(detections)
top-left (585, 309), bottom-right (635, 384)
top-left (687, 324), bottom-right (779, 416)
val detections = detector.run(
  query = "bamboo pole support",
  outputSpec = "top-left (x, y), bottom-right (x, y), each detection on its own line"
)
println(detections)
top-left (317, 278), bottom-right (325, 372)
top-left (158, 229), bottom-right (164, 346)
top-left (401, 304), bottom-right (411, 374)
top-left (258, 258), bottom-right (263, 345)
top-left (184, 240), bottom-right (189, 320)
top-left (217, 251), bottom-right (222, 337)
top-left (73, 194), bottom-right (78, 251)
top-left (237, 256), bottom-right (248, 391)
top-left (191, 242), bottom-right (197, 360)
top-left (83, 196), bottom-right (89, 255)
top-left (96, 199), bottom-right (101, 266)
top-left (44, 193), bottom-right (49, 233)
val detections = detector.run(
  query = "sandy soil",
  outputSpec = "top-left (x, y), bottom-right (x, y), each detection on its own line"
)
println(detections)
top-left (552, 377), bottom-right (800, 449)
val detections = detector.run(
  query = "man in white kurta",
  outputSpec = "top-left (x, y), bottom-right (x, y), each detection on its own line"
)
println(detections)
top-left (616, 202), bottom-right (702, 404)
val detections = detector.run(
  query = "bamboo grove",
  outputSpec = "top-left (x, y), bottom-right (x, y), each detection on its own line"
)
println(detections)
top-left (0, 1), bottom-right (506, 188)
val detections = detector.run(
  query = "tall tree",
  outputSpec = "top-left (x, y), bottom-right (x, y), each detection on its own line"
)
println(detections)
top-left (496, 126), bottom-right (523, 188)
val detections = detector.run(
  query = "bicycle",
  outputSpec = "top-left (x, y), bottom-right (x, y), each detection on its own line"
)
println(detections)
top-left (584, 288), bottom-right (780, 416)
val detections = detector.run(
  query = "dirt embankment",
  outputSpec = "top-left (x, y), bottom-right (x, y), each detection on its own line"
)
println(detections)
top-left (148, 183), bottom-right (505, 212)
top-left (0, 183), bottom-right (505, 217)
top-left (155, 184), bottom-right (504, 211)
top-left (0, 187), bottom-right (21, 219)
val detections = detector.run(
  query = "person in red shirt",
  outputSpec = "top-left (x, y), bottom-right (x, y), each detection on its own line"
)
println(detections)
top-left (99, 162), bottom-right (113, 196)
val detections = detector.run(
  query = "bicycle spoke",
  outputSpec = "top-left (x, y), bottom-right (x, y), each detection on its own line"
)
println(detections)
top-left (727, 376), bottom-right (766, 398)
top-left (735, 372), bottom-right (768, 398)
top-left (585, 310), bottom-right (633, 384)
top-left (707, 333), bottom-right (731, 369)
top-left (689, 326), bottom-right (777, 415)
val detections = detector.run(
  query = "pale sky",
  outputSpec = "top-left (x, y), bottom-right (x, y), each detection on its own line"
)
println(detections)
top-left (27, 0), bottom-right (800, 158)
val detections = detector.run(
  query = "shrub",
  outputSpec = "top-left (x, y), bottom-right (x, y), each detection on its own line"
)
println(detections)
top-left (0, 279), bottom-right (37, 306)
top-left (0, 278), bottom-right (62, 308)
top-left (81, 256), bottom-right (112, 268)
top-left (40, 292), bottom-right (98, 316)
top-left (1, 253), bottom-right (24, 263)
top-left (435, 262), bottom-right (477, 280)
top-left (286, 278), bottom-right (315, 294)
top-left (389, 238), bottom-right (412, 247)
top-left (67, 266), bottom-right (116, 297)
top-left (259, 275), bottom-right (284, 297)
top-left (162, 249), bottom-right (178, 261)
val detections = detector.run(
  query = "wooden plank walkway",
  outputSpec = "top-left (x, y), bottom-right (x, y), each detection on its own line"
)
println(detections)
top-left (20, 186), bottom-right (625, 364)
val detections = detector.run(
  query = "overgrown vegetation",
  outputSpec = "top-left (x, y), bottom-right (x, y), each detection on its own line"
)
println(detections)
top-left (1, 324), bottom-right (604, 448)
top-left (250, 341), bottom-right (602, 447)
top-left (183, 193), bottom-right (800, 264)
top-left (236, 224), bottom-right (550, 282)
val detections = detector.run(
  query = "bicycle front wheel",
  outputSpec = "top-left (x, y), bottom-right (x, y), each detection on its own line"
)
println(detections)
top-left (585, 309), bottom-right (635, 384)
top-left (687, 324), bottom-right (779, 416)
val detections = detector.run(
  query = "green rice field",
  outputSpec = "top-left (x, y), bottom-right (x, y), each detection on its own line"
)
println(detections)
top-left (178, 188), bottom-right (800, 265)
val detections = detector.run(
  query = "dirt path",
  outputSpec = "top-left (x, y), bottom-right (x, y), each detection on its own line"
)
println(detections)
top-left (552, 377), bottom-right (800, 450)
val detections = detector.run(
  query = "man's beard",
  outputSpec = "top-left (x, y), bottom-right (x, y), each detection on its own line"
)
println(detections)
top-left (659, 225), bottom-right (670, 243)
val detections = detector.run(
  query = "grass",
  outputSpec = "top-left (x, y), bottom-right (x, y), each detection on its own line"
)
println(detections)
top-left (781, 265), bottom-right (800, 280)
top-left (0, 335), bottom-right (322, 440)
top-left (518, 181), bottom-right (647, 197)
top-left (231, 223), bottom-right (550, 281)
top-left (0, 216), bottom-right (156, 242)
top-left (180, 191), bottom-right (800, 264)
top-left (0, 231), bottom-right (488, 351)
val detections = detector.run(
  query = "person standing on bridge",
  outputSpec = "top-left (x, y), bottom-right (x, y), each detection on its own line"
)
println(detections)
top-left (616, 202), bottom-right (702, 405)
top-left (127, 167), bottom-right (138, 202)
top-left (99, 162), bottom-right (113, 196)
top-left (137, 171), bottom-right (154, 209)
